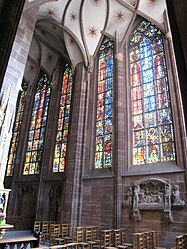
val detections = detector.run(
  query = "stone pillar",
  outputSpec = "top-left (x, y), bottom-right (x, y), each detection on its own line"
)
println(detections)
top-left (114, 51), bottom-right (126, 228)
top-left (0, 4), bottom-right (40, 189)
top-left (63, 63), bottom-right (88, 226)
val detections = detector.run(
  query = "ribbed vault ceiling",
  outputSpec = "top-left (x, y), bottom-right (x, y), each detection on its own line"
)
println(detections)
top-left (29, 0), bottom-right (167, 69)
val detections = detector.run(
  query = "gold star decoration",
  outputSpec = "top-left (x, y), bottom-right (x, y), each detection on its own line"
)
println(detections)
top-left (69, 11), bottom-right (78, 21)
top-left (46, 9), bottom-right (55, 16)
top-left (91, 0), bottom-right (103, 6)
top-left (89, 26), bottom-right (97, 36)
top-left (115, 10), bottom-right (125, 22)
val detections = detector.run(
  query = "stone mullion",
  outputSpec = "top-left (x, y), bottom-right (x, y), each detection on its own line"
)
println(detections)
top-left (63, 63), bottom-right (87, 226)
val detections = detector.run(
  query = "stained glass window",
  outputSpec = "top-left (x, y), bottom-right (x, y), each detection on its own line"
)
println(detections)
top-left (53, 64), bottom-right (73, 172)
top-left (95, 37), bottom-right (114, 169)
top-left (6, 81), bottom-right (27, 176)
top-left (23, 73), bottom-right (51, 175)
top-left (130, 20), bottom-right (175, 165)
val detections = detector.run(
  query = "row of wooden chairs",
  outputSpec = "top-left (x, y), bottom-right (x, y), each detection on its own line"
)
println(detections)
top-left (132, 230), bottom-right (166, 249)
top-left (34, 221), bottom-right (73, 244)
top-left (33, 222), bottom-right (171, 249)
top-left (34, 221), bottom-right (100, 247)
top-left (98, 228), bottom-right (132, 249)
top-left (33, 222), bottom-right (133, 249)
top-left (48, 227), bottom-right (131, 249)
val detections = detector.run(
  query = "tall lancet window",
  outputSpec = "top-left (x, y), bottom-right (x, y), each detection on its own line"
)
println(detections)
top-left (6, 81), bottom-right (27, 176)
top-left (130, 20), bottom-right (175, 165)
top-left (23, 73), bottom-right (51, 175)
top-left (95, 37), bottom-right (114, 169)
top-left (53, 64), bottom-right (73, 173)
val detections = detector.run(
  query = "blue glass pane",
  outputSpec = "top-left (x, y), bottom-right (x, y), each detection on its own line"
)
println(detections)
top-left (95, 37), bottom-right (113, 169)
top-left (130, 20), bottom-right (175, 165)
top-left (53, 65), bottom-right (73, 173)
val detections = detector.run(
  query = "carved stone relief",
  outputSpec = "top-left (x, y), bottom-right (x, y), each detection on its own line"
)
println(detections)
top-left (123, 177), bottom-right (185, 222)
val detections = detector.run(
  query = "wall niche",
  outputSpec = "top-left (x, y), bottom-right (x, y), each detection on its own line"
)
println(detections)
top-left (123, 177), bottom-right (185, 222)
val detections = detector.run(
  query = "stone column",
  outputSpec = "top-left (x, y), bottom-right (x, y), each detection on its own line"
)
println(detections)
top-left (114, 51), bottom-right (126, 228)
top-left (63, 63), bottom-right (88, 226)
top-left (0, 4), bottom-right (40, 189)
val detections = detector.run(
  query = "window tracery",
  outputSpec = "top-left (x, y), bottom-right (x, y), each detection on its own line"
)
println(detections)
top-left (23, 73), bottom-right (51, 175)
top-left (130, 21), bottom-right (175, 165)
top-left (53, 64), bottom-right (73, 172)
top-left (94, 37), bottom-right (114, 169)
top-left (6, 81), bottom-right (27, 176)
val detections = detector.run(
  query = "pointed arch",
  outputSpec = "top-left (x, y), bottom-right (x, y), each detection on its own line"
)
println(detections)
top-left (94, 36), bottom-right (114, 169)
top-left (129, 20), bottom-right (175, 165)
top-left (23, 72), bottom-right (51, 175)
top-left (6, 81), bottom-right (28, 176)
top-left (53, 64), bottom-right (73, 173)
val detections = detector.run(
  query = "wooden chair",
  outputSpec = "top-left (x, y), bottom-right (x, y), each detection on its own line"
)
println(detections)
top-left (132, 232), bottom-right (145, 249)
top-left (153, 231), bottom-right (166, 249)
top-left (41, 221), bottom-right (50, 242)
top-left (85, 226), bottom-right (98, 249)
top-left (50, 224), bottom-right (61, 245)
top-left (92, 226), bottom-right (100, 245)
top-left (176, 234), bottom-right (186, 249)
top-left (119, 228), bottom-right (132, 249)
top-left (60, 224), bottom-right (73, 244)
top-left (75, 226), bottom-right (89, 249)
top-left (100, 229), bottom-right (113, 248)
top-left (33, 221), bottom-right (41, 232)
top-left (106, 229), bottom-right (128, 249)
top-left (50, 221), bottom-right (56, 232)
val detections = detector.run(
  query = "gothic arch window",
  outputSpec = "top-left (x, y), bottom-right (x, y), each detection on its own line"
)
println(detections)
top-left (94, 37), bottom-right (114, 169)
top-left (53, 64), bottom-right (73, 173)
top-left (6, 81), bottom-right (28, 176)
top-left (130, 20), bottom-right (175, 165)
top-left (23, 72), bottom-right (51, 175)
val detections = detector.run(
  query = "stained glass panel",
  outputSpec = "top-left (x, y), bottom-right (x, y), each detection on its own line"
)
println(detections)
top-left (53, 64), bottom-right (73, 173)
top-left (23, 73), bottom-right (51, 175)
top-left (6, 81), bottom-right (27, 176)
top-left (130, 20), bottom-right (175, 165)
top-left (94, 37), bottom-right (114, 169)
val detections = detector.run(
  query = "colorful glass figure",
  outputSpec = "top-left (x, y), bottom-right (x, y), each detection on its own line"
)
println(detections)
top-left (95, 37), bottom-right (114, 169)
top-left (6, 81), bottom-right (27, 176)
top-left (23, 73), bottom-right (51, 175)
top-left (53, 64), bottom-right (73, 172)
top-left (130, 21), bottom-right (175, 165)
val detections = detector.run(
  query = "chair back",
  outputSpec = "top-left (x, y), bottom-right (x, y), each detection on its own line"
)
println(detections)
top-left (76, 226), bottom-right (85, 243)
top-left (34, 221), bottom-right (41, 232)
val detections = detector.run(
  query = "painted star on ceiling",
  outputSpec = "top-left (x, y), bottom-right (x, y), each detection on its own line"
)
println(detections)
top-left (47, 9), bottom-right (55, 16)
top-left (69, 11), bottom-right (78, 21)
top-left (115, 10), bottom-right (126, 22)
top-left (148, 0), bottom-right (158, 4)
top-left (91, 0), bottom-right (103, 6)
top-left (89, 26), bottom-right (97, 36)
